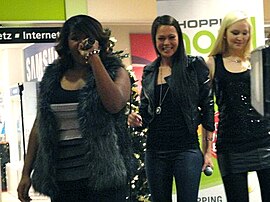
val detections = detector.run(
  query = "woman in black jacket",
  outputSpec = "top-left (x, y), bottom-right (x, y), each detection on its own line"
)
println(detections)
top-left (128, 15), bottom-right (214, 202)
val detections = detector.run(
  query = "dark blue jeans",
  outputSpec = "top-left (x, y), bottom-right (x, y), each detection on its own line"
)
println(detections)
top-left (145, 148), bottom-right (203, 202)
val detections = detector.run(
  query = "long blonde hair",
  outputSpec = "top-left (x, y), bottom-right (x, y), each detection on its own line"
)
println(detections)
top-left (209, 10), bottom-right (253, 58)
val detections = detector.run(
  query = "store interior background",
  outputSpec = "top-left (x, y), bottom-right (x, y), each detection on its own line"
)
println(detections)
top-left (0, 0), bottom-right (270, 201)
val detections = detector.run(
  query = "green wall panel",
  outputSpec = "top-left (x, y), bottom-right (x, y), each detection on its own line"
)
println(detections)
top-left (65, 0), bottom-right (87, 19)
top-left (0, 0), bottom-right (66, 21)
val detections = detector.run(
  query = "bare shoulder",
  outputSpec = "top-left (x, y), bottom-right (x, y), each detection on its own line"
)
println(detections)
top-left (204, 56), bottom-right (214, 67)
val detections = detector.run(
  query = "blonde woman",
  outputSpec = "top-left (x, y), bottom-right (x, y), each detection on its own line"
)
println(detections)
top-left (206, 11), bottom-right (270, 202)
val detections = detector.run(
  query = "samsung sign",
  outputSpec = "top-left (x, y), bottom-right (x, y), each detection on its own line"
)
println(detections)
top-left (0, 27), bottom-right (61, 43)
top-left (24, 43), bottom-right (58, 82)
top-left (0, 27), bottom-right (60, 81)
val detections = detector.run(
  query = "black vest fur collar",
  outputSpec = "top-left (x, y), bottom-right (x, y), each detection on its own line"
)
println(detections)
top-left (32, 58), bottom-right (130, 197)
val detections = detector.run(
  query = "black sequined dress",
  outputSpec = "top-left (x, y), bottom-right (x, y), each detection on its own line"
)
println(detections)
top-left (214, 54), bottom-right (270, 176)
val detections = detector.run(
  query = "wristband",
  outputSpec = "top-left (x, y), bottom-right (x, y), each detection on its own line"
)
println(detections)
top-left (90, 49), bottom-right (100, 55)
top-left (84, 49), bottom-right (100, 63)
top-left (205, 137), bottom-right (213, 141)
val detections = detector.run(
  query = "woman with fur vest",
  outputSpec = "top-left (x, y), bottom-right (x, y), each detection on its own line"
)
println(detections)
top-left (17, 15), bottom-right (132, 202)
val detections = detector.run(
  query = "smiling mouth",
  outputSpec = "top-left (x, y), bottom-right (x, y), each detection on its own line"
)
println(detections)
top-left (163, 46), bottom-right (172, 51)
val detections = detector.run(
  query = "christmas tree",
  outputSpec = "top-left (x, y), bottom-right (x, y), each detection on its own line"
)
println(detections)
top-left (109, 32), bottom-right (151, 201)
top-left (126, 67), bottom-right (151, 202)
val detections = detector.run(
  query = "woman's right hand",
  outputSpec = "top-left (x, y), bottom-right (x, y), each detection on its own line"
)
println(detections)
top-left (128, 112), bottom-right (142, 127)
top-left (17, 175), bottom-right (32, 202)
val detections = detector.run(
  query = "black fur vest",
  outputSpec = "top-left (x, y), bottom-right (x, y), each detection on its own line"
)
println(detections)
top-left (32, 57), bottom-right (132, 197)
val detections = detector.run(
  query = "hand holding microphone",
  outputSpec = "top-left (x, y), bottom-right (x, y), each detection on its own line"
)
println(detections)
top-left (204, 166), bottom-right (213, 176)
top-left (81, 38), bottom-right (95, 50)
top-left (79, 38), bottom-right (100, 63)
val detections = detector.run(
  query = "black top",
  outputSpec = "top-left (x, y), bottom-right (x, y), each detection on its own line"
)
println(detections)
top-left (51, 82), bottom-right (79, 104)
top-left (148, 83), bottom-right (199, 151)
top-left (139, 56), bottom-right (214, 136)
top-left (214, 54), bottom-right (270, 153)
top-left (50, 82), bottom-right (89, 183)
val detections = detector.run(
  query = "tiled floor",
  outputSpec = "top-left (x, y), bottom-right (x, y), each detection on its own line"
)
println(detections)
top-left (1, 191), bottom-right (50, 202)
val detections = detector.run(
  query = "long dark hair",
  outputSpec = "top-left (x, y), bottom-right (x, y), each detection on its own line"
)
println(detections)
top-left (151, 15), bottom-right (196, 109)
top-left (55, 15), bottom-right (110, 69)
top-left (151, 15), bottom-right (187, 66)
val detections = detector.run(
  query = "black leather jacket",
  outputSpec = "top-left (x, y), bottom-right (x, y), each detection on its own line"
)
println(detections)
top-left (139, 56), bottom-right (214, 134)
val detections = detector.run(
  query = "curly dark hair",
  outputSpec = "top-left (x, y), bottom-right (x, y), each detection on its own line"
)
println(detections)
top-left (55, 15), bottom-right (111, 69)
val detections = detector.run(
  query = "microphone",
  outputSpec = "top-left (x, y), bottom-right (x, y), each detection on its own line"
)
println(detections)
top-left (82, 38), bottom-right (95, 50)
top-left (18, 83), bottom-right (24, 95)
top-left (204, 166), bottom-right (213, 176)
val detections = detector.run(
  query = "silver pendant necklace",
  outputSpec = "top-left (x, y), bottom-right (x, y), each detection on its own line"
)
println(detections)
top-left (156, 84), bottom-right (170, 115)
top-left (227, 57), bottom-right (242, 63)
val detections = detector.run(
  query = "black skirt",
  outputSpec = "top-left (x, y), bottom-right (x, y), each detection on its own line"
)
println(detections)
top-left (217, 145), bottom-right (270, 177)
